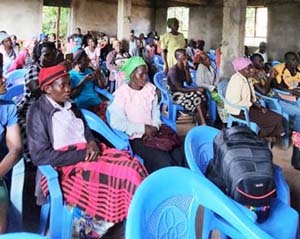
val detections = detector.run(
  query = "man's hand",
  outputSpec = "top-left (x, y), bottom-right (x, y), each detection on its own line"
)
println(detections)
top-left (85, 141), bottom-right (101, 162)
top-left (145, 125), bottom-right (158, 137)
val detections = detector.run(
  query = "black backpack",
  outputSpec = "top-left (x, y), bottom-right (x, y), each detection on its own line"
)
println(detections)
top-left (206, 126), bottom-right (276, 222)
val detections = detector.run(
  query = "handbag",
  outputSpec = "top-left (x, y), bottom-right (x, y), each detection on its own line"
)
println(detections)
top-left (143, 125), bottom-right (181, 151)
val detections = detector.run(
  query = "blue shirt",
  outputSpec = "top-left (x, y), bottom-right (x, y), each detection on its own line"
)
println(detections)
top-left (69, 68), bottom-right (101, 108)
top-left (0, 100), bottom-right (18, 160)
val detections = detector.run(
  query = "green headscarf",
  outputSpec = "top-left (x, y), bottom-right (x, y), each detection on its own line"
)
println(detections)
top-left (120, 56), bottom-right (147, 80)
top-left (167, 18), bottom-right (179, 28)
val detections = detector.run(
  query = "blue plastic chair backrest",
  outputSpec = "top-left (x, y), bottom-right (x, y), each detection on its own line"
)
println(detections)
top-left (153, 55), bottom-right (164, 65)
top-left (208, 49), bottom-right (216, 62)
top-left (184, 126), bottom-right (219, 174)
top-left (2, 84), bottom-right (24, 104)
top-left (80, 109), bottom-right (129, 151)
top-left (153, 72), bottom-right (171, 103)
top-left (126, 167), bottom-right (271, 239)
top-left (218, 79), bottom-right (228, 101)
top-left (271, 61), bottom-right (280, 67)
top-left (5, 69), bottom-right (26, 88)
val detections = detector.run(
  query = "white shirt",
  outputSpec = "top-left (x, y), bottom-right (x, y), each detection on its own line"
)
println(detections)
top-left (46, 96), bottom-right (87, 150)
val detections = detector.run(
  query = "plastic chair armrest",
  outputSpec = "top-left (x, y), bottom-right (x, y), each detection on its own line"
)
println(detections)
top-left (255, 92), bottom-right (282, 114)
top-left (273, 88), bottom-right (291, 96)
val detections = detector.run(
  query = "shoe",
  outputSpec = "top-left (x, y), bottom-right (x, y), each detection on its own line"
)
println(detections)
top-left (291, 146), bottom-right (300, 170)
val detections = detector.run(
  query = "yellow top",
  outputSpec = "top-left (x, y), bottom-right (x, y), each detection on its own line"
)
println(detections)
top-left (225, 72), bottom-right (256, 115)
top-left (160, 32), bottom-right (185, 68)
top-left (274, 63), bottom-right (300, 89)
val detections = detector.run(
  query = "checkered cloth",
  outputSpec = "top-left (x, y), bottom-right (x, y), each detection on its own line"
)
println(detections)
top-left (42, 144), bottom-right (148, 222)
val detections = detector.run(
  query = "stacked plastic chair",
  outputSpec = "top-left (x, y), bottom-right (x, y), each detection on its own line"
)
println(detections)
top-left (126, 167), bottom-right (283, 239)
top-left (184, 125), bottom-right (298, 238)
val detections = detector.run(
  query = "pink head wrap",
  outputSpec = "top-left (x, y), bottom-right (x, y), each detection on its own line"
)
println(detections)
top-left (232, 57), bottom-right (252, 72)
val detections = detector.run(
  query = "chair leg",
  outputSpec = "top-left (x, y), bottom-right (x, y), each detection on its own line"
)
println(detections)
top-left (9, 158), bottom-right (25, 231)
top-left (39, 201), bottom-right (50, 235)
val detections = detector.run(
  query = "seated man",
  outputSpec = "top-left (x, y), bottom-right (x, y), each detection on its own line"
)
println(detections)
top-left (273, 51), bottom-right (300, 97)
top-left (225, 57), bottom-right (285, 138)
top-left (0, 77), bottom-right (23, 233)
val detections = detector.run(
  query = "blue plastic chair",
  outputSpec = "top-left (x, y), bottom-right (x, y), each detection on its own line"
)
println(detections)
top-left (1, 84), bottom-right (24, 105)
top-left (125, 167), bottom-right (280, 239)
top-left (153, 71), bottom-right (184, 131)
top-left (271, 61), bottom-right (281, 67)
top-left (272, 88), bottom-right (300, 107)
top-left (2, 62), bottom-right (12, 76)
top-left (94, 85), bottom-right (114, 102)
top-left (184, 69), bottom-right (217, 125)
top-left (38, 109), bottom-right (134, 238)
top-left (255, 91), bottom-right (290, 148)
top-left (184, 126), bottom-right (298, 238)
top-left (153, 55), bottom-right (164, 72)
top-left (218, 79), bottom-right (260, 133)
top-left (4, 69), bottom-right (26, 88)
top-left (0, 233), bottom-right (46, 239)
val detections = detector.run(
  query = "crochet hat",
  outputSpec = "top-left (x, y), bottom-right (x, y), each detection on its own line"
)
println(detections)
top-left (120, 56), bottom-right (147, 80)
top-left (39, 64), bottom-right (69, 91)
top-left (0, 32), bottom-right (10, 44)
top-left (232, 57), bottom-right (252, 72)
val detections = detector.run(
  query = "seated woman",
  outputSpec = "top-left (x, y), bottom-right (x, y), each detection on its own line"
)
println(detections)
top-left (26, 64), bottom-right (147, 238)
top-left (196, 51), bottom-right (219, 91)
top-left (225, 57), bottom-right (285, 138)
top-left (84, 37), bottom-right (98, 70)
top-left (106, 40), bottom-right (131, 92)
top-left (0, 77), bottom-right (23, 234)
top-left (195, 51), bottom-right (227, 122)
top-left (167, 48), bottom-right (207, 125)
top-left (69, 49), bottom-right (108, 122)
top-left (108, 57), bottom-right (185, 174)
top-left (251, 53), bottom-right (300, 169)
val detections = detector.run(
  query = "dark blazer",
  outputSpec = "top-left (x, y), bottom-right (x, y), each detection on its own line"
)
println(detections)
top-left (26, 94), bottom-right (95, 167)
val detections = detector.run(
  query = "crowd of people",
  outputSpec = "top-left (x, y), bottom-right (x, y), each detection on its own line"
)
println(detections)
top-left (0, 16), bottom-right (300, 237)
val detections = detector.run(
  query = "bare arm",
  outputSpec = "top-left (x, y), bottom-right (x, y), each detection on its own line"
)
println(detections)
top-left (70, 74), bottom-right (94, 98)
top-left (161, 49), bottom-right (168, 73)
top-left (0, 124), bottom-right (22, 177)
